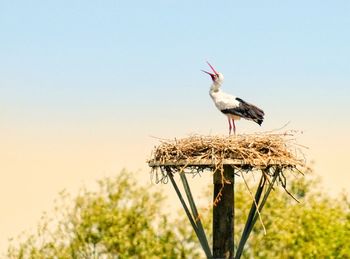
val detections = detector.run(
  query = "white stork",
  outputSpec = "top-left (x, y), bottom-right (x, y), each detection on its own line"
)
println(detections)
top-left (202, 62), bottom-right (265, 135)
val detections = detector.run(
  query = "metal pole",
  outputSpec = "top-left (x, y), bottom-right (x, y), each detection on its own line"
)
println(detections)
top-left (213, 165), bottom-right (235, 259)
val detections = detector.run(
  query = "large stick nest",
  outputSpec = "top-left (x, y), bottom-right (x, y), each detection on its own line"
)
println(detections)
top-left (148, 132), bottom-right (307, 211)
top-left (149, 132), bottom-right (306, 172)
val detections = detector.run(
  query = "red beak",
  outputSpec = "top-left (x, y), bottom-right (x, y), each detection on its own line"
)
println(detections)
top-left (206, 61), bottom-right (218, 74)
top-left (201, 61), bottom-right (218, 81)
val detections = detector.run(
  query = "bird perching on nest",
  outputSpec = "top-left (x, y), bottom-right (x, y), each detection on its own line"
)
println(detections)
top-left (202, 62), bottom-right (265, 135)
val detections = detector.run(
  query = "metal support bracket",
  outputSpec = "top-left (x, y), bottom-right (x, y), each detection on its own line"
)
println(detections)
top-left (166, 168), bottom-right (212, 258)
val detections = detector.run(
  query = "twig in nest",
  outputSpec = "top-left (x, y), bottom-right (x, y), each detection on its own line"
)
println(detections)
top-left (279, 171), bottom-right (300, 203)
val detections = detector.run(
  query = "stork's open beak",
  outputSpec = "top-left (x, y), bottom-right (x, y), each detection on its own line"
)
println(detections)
top-left (201, 61), bottom-right (218, 81)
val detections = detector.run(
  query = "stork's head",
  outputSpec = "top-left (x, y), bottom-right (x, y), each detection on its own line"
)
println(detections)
top-left (202, 62), bottom-right (224, 84)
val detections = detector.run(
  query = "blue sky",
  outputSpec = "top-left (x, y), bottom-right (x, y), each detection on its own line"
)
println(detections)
top-left (1, 1), bottom-right (349, 118)
top-left (0, 0), bottom-right (350, 253)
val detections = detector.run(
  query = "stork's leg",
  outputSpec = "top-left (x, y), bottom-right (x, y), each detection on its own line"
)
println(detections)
top-left (232, 118), bottom-right (236, 135)
top-left (227, 117), bottom-right (232, 135)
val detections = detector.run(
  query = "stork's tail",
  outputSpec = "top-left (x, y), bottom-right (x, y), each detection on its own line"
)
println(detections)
top-left (253, 108), bottom-right (264, 126)
top-left (233, 97), bottom-right (265, 126)
top-left (257, 119), bottom-right (263, 126)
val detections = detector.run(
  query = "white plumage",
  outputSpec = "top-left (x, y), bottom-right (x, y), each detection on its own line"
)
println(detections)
top-left (202, 62), bottom-right (265, 135)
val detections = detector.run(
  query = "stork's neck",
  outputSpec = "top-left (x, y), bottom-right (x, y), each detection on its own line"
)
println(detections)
top-left (209, 82), bottom-right (222, 95)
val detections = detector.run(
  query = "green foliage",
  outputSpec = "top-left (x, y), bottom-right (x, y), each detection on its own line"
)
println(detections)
top-left (7, 169), bottom-right (350, 258)
top-left (227, 171), bottom-right (350, 258)
top-left (243, 175), bottom-right (350, 259)
top-left (7, 170), bottom-right (200, 259)
top-left (196, 171), bottom-right (350, 258)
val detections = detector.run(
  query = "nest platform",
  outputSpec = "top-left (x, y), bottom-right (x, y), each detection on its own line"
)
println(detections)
top-left (147, 132), bottom-right (306, 259)
top-left (149, 133), bottom-right (305, 174)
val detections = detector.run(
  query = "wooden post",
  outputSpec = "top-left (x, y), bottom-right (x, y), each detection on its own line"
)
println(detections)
top-left (213, 165), bottom-right (235, 259)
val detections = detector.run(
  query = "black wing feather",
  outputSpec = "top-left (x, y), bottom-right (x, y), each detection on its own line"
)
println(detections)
top-left (221, 97), bottom-right (265, 125)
